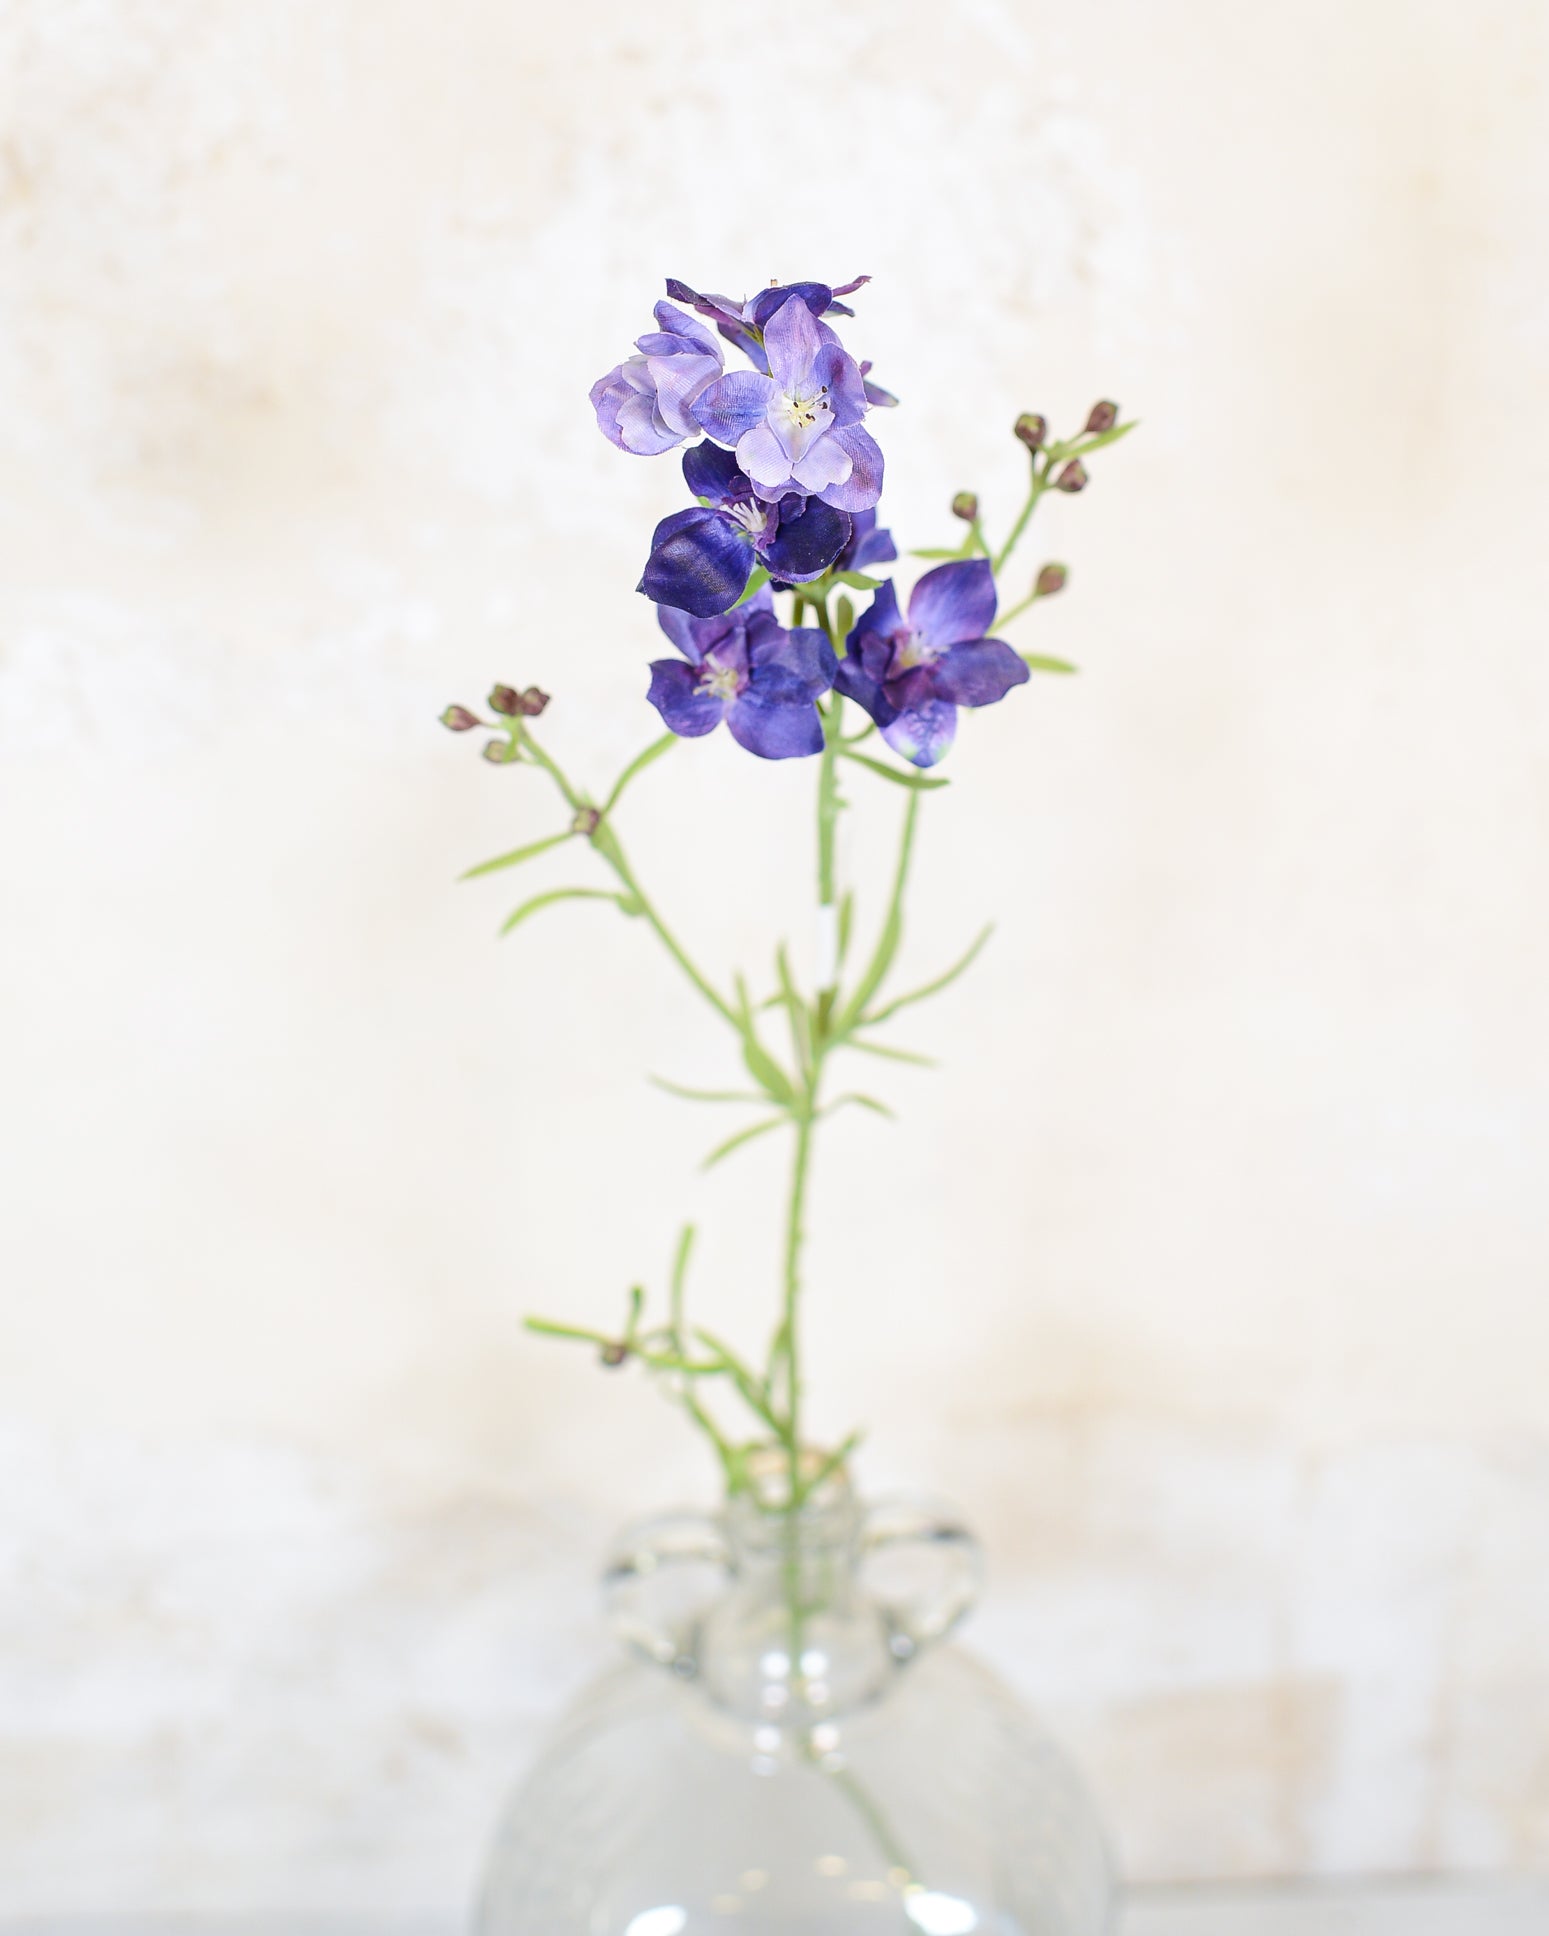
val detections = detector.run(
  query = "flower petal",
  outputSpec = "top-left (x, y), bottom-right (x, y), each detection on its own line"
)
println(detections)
top-left (790, 431), bottom-right (853, 495)
top-left (850, 576), bottom-right (902, 649)
top-left (648, 659), bottom-right (724, 738)
top-left (725, 682), bottom-right (825, 760)
top-left (616, 390), bottom-right (681, 455)
top-left (639, 507), bottom-right (752, 617)
top-left (833, 652), bottom-right (891, 723)
top-left (655, 602), bottom-right (703, 664)
top-left (649, 350), bottom-right (724, 438)
top-left (682, 441), bottom-right (746, 505)
top-left (691, 370), bottom-right (777, 447)
top-left (881, 698), bottom-right (958, 768)
top-left (816, 422), bottom-right (884, 511)
top-left (847, 511), bottom-right (898, 571)
top-left (736, 418), bottom-right (796, 491)
top-left (908, 558), bottom-right (997, 648)
top-left (814, 342), bottom-right (868, 427)
top-left (760, 497), bottom-right (850, 584)
top-left (930, 637), bottom-right (1030, 708)
top-left (746, 282), bottom-right (833, 330)
top-left (760, 292), bottom-right (824, 392)
top-left (750, 620), bottom-right (838, 697)
top-left (650, 300), bottom-right (720, 356)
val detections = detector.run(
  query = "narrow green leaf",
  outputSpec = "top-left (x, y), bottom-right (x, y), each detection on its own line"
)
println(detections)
top-left (733, 565), bottom-right (771, 607)
top-left (649, 1076), bottom-right (767, 1105)
top-left (459, 830), bottom-right (574, 881)
top-left (833, 570), bottom-right (882, 589)
top-left (846, 1036), bottom-right (937, 1067)
top-left (670, 1223), bottom-right (696, 1341)
top-left (603, 733), bottom-right (676, 813)
top-left (775, 943), bottom-right (812, 1077)
top-left (701, 1114), bottom-right (787, 1172)
top-left (863, 922), bottom-right (994, 1025)
top-left (525, 1315), bottom-right (611, 1345)
top-left (1074, 418), bottom-right (1139, 455)
top-left (1021, 652), bottom-right (1078, 675)
top-left (499, 886), bottom-right (620, 936)
top-left (837, 889), bottom-right (855, 966)
top-left (836, 791), bottom-right (919, 1032)
top-left (835, 594), bottom-right (855, 643)
top-left (907, 547), bottom-right (960, 560)
top-left (803, 1429), bottom-right (864, 1497)
top-left (828, 1092), bottom-right (897, 1121)
top-left (694, 1327), bottom-right (782, 1430)
top-left (840, 748), bottom-right (951, 792)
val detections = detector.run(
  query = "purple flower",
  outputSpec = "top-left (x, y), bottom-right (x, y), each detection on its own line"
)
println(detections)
top-left (833, 559), bottom-right (1028, 768)
top-left (688, 295), bottom-right (884, 512)
top-left (648, 587), bottom-right (837, 760)
top-left (834, 507), bottom-right (898, 575)
top-left (590, 301), bottom-right (724, 456)
top-left (639, 443), bottom-right (851, 618)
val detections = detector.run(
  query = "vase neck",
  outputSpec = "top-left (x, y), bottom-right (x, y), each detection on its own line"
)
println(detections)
top-left (698, 1461), bottom-right (894, 1725)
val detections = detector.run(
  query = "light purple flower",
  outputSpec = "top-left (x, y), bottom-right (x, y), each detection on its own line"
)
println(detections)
top-left (590, 302), bottom-right (724, 456)
top-left (688, 295), bottom-right (884, 512)
top-left (648, 587), bottom-right (837, 760)
top-left (834, 559), bottom-right (1028, 768)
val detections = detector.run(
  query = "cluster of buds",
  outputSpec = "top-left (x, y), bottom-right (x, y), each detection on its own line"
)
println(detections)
top-left (441, 684), bottom-right (552, 765)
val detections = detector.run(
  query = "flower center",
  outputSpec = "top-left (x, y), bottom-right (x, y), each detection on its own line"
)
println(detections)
top-left (697, 655), bottom-right (744, 704)
top-left (725, 500), bottom-right (769, 543)
top-left (892, 627), bottom-right (939, 673)
top-left (771, 383), bottom-right (833, 461)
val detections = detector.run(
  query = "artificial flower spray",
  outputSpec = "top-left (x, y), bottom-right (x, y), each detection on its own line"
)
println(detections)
top-left (445, 276), bottom-right (1134, 1935)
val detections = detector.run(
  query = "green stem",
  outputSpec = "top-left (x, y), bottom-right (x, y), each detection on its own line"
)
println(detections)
top-left (993, 452), bottom-right (1051, 575)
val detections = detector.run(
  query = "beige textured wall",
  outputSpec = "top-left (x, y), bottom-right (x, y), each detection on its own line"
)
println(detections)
top-left (2, 0), bottom-right (1547, 1913)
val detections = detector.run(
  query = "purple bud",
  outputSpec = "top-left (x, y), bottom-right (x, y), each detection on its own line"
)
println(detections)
top-left (1084, 400), bottom-right (1119, 434)
top-left (1014, 412), bottom-right (1047, 450)
top-left (481, 739), bottom-right (511, 764)
top-left (1054, 460), bottom-right (1088, 494)
top-left (489, 684), bottom-right (520, 716)
top-left (573, 807), bottom-right (601, 836)
top-left (599, 1341), bottom-right (629, 1368)
top-left (951, 491), bottom-right (979, 523)
top-left (1036, 563), bottom-right (1068, 597)
top-left (441, 705), bottom-right (480, 732)
top-left (517, 686), bottom-right (551, 717)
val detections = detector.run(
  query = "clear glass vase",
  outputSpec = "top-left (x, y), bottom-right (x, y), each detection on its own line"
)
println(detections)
top-left (476, 1453), bottom-right (1115, 1934)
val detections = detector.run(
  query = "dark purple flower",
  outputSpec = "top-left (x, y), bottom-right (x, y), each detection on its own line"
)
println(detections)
top-left (590, 301), bottom-right (724, 456)
top-left (639, 443), bottom-right (851, 618)
top-left (688, 295), bottom-right (884, 512)
top-left (833, 559), bottom-right (1028, 768)
top-left (834, 507), bottom-right (898, 575)
top-left (648, 587), bottom-right (837, 760)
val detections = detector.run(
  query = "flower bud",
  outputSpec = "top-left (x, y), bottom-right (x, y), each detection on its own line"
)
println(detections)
top-left (517, 686), bottom-right (551, 716)
top-left (599, 1341), bottom-right (629, 1368)
top-left (441, 704), bottom-right (479, 732)
top-left (488, 684), bottom-right (520, 716)
top-left (481, 739), bottom-right (510, 764)
top-left (1035, 563), bottom-right (1068, 597)
top-left (1014, 412), bottom-right (1047, 450)
top-left (1054, 459), bottom-right (1088, 494)
top-left (951, 491), bottom-right (979, 523)
top-left (1084, 400), bottom-right (1119, 435)
top-left (573, 806), bottom-right (601, 836)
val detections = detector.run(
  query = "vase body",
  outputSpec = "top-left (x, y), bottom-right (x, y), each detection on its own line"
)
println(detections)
top-left (476, 1462), bottom-right (1115, 1935)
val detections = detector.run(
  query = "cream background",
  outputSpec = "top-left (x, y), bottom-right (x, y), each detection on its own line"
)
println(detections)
top-left (2, 0), bottom-right (1548, 1914)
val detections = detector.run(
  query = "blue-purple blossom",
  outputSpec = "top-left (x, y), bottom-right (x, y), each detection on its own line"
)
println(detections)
top-left (639, 443), bottom-right (851, 618)
top-left (833, 507), bottom-right (898, 575)
top-left (834, 559), bottom-right (1028, 768)
top-left (590, 301), bottom-right (724, 456)
top-left (648, 587), bottom-right (837, 760)
top-left (688, 295), bottom-right (884, 512)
